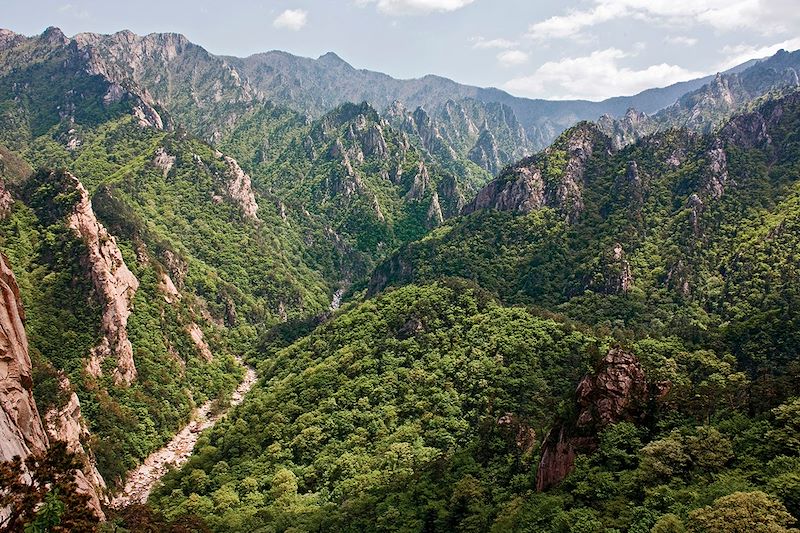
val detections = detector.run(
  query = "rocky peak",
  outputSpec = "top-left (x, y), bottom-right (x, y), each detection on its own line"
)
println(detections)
top-left (463, 123), bottom-right (607, 221)
top-left (0, 28), bottom-right (24, 50)
top-left (468, 129), bottom-right (502, 175)
top-left (317, 51), bottom-right (348, 66)
top-left (597, 108), bottom-right (653, 149)
top-left (41, 26), bottom-right (68, 46)
top-left (426, 192), bottom-right (444, 228)
top-left (64, 174), bottom-right (140, 386)
top-left (551, 124), bottom-right (599, 222)
top-left (404, 161), bottom-right (431, 201)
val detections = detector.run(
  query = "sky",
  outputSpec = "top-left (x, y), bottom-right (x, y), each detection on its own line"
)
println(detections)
top-left (3, 0), bottom-right (800, 101)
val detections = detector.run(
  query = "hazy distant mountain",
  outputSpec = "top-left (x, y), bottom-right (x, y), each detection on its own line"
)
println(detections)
top-left (598, 49), bottom-right (800, 147)
top-left (72, 26), bottom-right (769, 154)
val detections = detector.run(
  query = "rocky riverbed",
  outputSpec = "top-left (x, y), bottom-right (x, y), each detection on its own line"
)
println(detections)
top-left (110, 358), bottom-right (257, 508)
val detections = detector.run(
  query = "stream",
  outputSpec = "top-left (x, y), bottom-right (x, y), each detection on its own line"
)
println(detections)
top-left (109, 357), bottom-right (257, 509)
top-left (111, 287), bottom-right (344, 509)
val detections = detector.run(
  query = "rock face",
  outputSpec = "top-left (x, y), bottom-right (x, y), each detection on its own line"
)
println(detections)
top-left (463, 124), bottom-right (605, 222)
top-left (186, 323), bottom-right (213, 362)
top-left (589, 243), bottom-right (634, 295)
top-left (536, 348), bottom-right (664, 491)
top-left (153, 148), bottom-right (176, 177)
top-left (65, 175), bottom-right (140, 385)
top-left (220, 155), bottom-right (259, 221)
top-left (0, 253), bottom-right (49, 464)
top-left (1, 254), bottom-right (106, 519)
top-left (0, 178), bottom-right (12, 219)
top-left (44, 376), bottom-right (107, 519)
top-left (597, 51), bottom-right (800, 147)
top-left (597, 108), bottom-right (655, 149)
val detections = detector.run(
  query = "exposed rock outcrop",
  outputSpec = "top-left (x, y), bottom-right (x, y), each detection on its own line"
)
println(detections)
top-left (597, 108), bottom-right (654, 149)
top-left (536, 348), bottom-right (667, 491)
top-left (0, 178), bottom-right (12, 219)
top-left (152, 148), bottom-right (176, 177)
top-left (186, 323), bottom-right (213, 362)
top-left (468, 130), bottom-right (502, 175)
top-left (220, 155), bottom-right (259, 221)
top-left (463, 124), bottom-right (606, 222)
top-left (463, 164), bottom-right (545, 215)
top-left (426, 192), bottom-right (444, 227)
top-left (703, 140), bottom-right (731, 200)
top-left (66, 175), bottom-right (140, 385)
top-left (497, 413), bottom-right (537, 456)
top-left (159, 272), bottom-right (180, 303)
top-left (0, 253), bottom-right (49, 465)
top-left (405, 161), bottom-right (431, 201)
top-left (44, 376), bottom-right (107, 519)
top-left (588, 243), bottom-right (634, 294)
top-left (0, 254), bottom-right (105, 519)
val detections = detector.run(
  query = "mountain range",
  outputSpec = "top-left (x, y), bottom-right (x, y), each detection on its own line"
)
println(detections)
top-left (1, 24), bottom-right (800, 532)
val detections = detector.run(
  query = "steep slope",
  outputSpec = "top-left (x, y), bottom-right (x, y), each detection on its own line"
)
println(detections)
top-left (73, 30), bottom-right (256, 142)
top-left (222, 102), bottom-right (479, 280)
top-left (370, 91), bottom-right (800, 379)
top-left (0, 252), bottom-right (106, 520)
top-left (0, 106), bottom-right (337, 494)
top-left (149, 91), bottom-right (800, 533)
top-left (150, 282), bottom-right (604, 531)
top-left (386, 98), bottom-right (533, 176)
top-left (0, 253), bottom-right (48, 466)
top-left (3, 26), bottom-right (765, 157)
top-left (599, 49), bottom-right (800, 147)
top-left (0, 27), bottom-right (165, 152)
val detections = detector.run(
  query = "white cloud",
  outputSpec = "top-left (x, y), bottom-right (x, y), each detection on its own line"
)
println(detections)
top-left (497, 50), bottom-right (529, 67)
top-left (527, 3), bottom-right (626, 40)
top-left (472, 37), bottom-right (518, 49)
top-left (526, 0), bottom-right (785, 40)
top-left (355, 0), bottom-right (475, 16)
top-left (273, 9), bottom-right (308, 31)
top-left (58, 3), bottom-right (90, 19)
top-left (504, 48), bottom-right (704, 100)
top-left (719, 37), bottom-right (800, 70)
top-left (664, 35), bottom-right (698, 46)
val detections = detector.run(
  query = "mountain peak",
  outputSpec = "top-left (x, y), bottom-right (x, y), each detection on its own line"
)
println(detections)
top-left (318, 51), bottom-right (348, 65)
top-left (41, 26), bottom-right (67, 44)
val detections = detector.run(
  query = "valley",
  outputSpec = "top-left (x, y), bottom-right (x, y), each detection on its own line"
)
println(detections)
top-left (0, 19), bottom-right (800, 533)
top-left (110, 356), bottom-right (257, 509)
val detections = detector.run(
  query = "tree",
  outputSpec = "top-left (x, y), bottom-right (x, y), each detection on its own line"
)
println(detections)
top-left (0, 441), bottom-right (98, 533)
top-left (688, 491), bottom-right (798, 533)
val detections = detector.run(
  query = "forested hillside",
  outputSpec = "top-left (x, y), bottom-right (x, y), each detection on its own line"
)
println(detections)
top-left (1, 23), bottom-right (800, 533)
top-left (147, 91), bottom-right (800, 531)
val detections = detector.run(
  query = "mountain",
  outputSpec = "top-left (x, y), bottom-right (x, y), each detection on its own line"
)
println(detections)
top-left (2, 21), bottom-right (800, 533)
top-left (373, 91), bottom-right (800, 371)
top-left (1, 27), bottom-right (762, 160)
top-left (223, 48), bottom-right (728, 150)
top-left (149, 90), bottom-right (800, 532)
top-left (598, 49), bottom-right (800, 147)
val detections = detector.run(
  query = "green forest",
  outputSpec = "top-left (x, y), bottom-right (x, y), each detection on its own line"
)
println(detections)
top-left (1, 25), bottom-right (800, 533)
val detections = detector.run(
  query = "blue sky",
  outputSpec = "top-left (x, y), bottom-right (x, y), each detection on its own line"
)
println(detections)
top-left (3, 0), bottom-right (799, 100)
